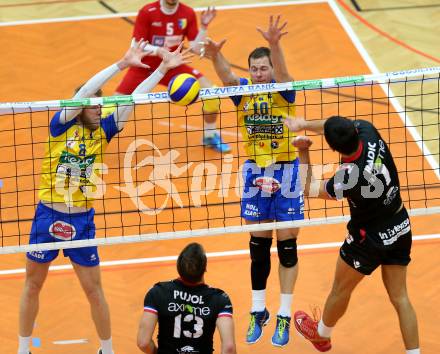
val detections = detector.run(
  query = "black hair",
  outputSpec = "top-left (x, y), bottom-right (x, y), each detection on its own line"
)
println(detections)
top-left (248, 47), bottom-right (273, 67)
top-left (177, 243), bottom-right (207, 283)
top-left (324, 116), bottom-right (360, 155)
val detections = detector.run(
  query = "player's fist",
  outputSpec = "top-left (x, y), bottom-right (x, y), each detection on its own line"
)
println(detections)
top-left (292, 136), bottom-right (313, 150)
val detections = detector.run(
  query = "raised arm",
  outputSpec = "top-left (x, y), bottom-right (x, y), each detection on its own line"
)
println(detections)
top-left (137, 312), bottom-right (158, 354)
top-left (189, 6), bottom-right (216, 55)
top-left (59, 40), bottom-right (151, 125)
top-left (204, 38), bottom-right (240, 86)
top-left (114, 43), bottom-right (192, 130)
top-left (292, 136), bottom-right (332, 199)
top-left (257, 15), bottom-right (292, 82)
top-left (284, 117), bottom-right (326, 134)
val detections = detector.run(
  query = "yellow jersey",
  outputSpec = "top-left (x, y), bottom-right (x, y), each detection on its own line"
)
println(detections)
top-left (39, 111), bottom-right (119, 208)
top-left (232, 78), bottom-right (297, 168)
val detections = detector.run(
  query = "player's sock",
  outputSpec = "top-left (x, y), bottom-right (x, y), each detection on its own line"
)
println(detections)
top-left (100, 337), bottom-right (113, 354)
top-left (406, 349), bottom-right (420, 354)
top-left (251, 289), bottom-right (266, 312)
top-left (277, 293), bottom-right (293, 317)
top-left (203, 121), bottom-right (217, 138)
top-left (317, 319), bottom-right (333, 338)
top-left (18, 335), bottom-right (31, 354)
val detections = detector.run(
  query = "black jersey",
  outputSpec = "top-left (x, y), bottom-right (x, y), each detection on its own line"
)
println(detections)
top-left (143, 279), bottom-right (233, 354)
top-left (325, 120), bottom-right (402, 228)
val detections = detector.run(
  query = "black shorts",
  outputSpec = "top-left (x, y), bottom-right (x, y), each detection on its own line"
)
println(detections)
top-left (340, 208), bottom-right (412, 275)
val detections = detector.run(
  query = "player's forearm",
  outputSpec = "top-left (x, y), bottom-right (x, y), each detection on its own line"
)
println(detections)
top-left (59, 63), bottom-right (122, 124)
top-left (297, 149), bottom-right (313, 197)
top-left (114, 67), bottom-right (165, 130)
top-left (189, 28), bottom-right (207, 54)
top-left (270, 42), bottom-right (292, 82)
top-left (213, 52), bottom-right (238, 86)
top-left (304, 119), bottom-right (326, 134)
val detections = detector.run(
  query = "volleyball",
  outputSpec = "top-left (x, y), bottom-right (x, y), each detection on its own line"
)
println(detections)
top-left (167, 74), bottom-right (200, 106)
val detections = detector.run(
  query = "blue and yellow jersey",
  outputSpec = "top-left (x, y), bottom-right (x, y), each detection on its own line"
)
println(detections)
top-left (39, 111), bottom-right (119, 208)
top-left (231, 78), bottom-right (297, 167)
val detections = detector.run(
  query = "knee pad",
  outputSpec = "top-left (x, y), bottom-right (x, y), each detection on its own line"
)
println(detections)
top-left (277, 238), bottom-right (298, 267)
top-left (250, 236), bottom-right (272, 290)
top-left (249, 235), bottom-right (272, 263)
top-left (201, 95), bottom-right (221, 114)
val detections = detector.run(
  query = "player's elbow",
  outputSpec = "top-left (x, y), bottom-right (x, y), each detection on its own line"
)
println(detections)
top-left (221, 342), bottom-right (236, 354)
top-left (137, 338), bottom-right (150, 353)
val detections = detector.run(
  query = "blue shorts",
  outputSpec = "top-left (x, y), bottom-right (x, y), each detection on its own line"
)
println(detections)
top-left (27, 202), bottom-right (99, 267)
top-left (240, 159), bottom-right (304, 222)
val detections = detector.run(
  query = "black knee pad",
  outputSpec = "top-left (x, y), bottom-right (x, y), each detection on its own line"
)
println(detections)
top-left (250, 235), bottom-right (272, 263)
top-left (277, 238), bottom-right (298, 267)
top-left (250, 236), bottom-right (272, 290)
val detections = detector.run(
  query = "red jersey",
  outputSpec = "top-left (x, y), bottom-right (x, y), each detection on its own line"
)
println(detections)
top-left (116, 1), bottom-right (203, 94)
top-left (134, 1), bottom-right (198, 66)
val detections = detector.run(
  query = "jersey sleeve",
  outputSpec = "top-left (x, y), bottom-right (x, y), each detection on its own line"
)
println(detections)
top-left (143, 285), bottom-right (160, 315)
top-left (100, 114), bottom-right (119, 142)
top-left (279, 89), bottom-right (296, 104)
top-left (325, 165), bottom-right (354, 200)
top-left (230, 78), bottom-right (249, 106)
top-left (49, 111), bottom-right (76, 137)
top-left (186, 8), bottom-right (199, 41)
top-left (217, 291), bottom-right (233, 318)
top-left (133, 8), bottom-right (150, 41)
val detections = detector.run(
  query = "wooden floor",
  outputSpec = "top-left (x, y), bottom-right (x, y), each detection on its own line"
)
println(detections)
top-left (0, 1), bottom-right (439, 353)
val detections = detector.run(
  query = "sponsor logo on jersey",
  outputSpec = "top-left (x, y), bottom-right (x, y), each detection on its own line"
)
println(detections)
top-left (152, 35), bottom-right (165, 47)
top-left (168, 302), bottom-right (211, 316)
top-left (378, 217), bottom-right (410, 245)
top-left (151, 21), bottom-right (162, 27)
top-left (178, 18), bottom-right (187, 29)
top-left (178, 346), bottom-right (199, 353)
top-left (244, 114), bottom-right (283, 125)
top-left (271, 141), bottom-right (279, 149)
top-left (254, 176), bottom-right (281, 194)
top-left (49, 220), bottom-right (77, 241)
top-left (173, 290), bottom-right (205, 304)
top-left (29, 251), bottom-right (45, 260)
top-left (244, 203), bottom-right (260, 217)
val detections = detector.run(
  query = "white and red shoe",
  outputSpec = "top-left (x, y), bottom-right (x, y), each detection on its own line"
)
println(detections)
top-left (294, 310), bottom-right (332, 352)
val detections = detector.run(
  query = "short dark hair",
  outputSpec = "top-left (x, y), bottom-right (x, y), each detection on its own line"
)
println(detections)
top-left (324, 116), bottom-right (360, 155)
top-left (177, 243), bottom-right (207, 283)
top-left (248, 47), bottom-right (273, 67)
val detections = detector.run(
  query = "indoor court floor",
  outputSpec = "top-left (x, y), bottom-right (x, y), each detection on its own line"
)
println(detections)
top-left (0, 1), bottom-right (439, 353)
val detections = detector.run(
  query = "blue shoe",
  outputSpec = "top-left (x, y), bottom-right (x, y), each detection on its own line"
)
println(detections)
top-left (203, 133), bottom-right (231, 153)
top-left (246, 308), bottom-right (270, 344)
top-left (271, 315), bottom-right (291, 347)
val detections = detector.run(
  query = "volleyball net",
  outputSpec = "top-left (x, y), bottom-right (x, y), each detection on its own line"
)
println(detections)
top-left (0, 67), bottom-right (439, 254)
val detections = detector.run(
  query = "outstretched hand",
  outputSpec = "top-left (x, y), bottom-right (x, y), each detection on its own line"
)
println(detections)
top-left (201, 38), bottom-right (226, 59)
top-left (284, 117), bottom-right (306, 132)
top-left (292, 136), bottom-right (313, 150)
top-left (201, 6), bottom-right (216, 29)
top-left (119, 39), bottom-right (152, 70)
top-left (160, 42), bottom-right (193, 71)
top-left (257, 15), bottom-right (288, 45)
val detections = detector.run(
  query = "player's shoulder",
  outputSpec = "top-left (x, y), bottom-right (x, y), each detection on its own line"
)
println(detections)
top-left (140, 1), bottom-right (160, 13)
top-left (151, 280), bottom-right (176, 291)
top-left (354, 119), bottom-right (375, 131)
top-left (204, 285), bottom-right (231, 300)
top-left (178, 1), bottom-right (196, 12)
